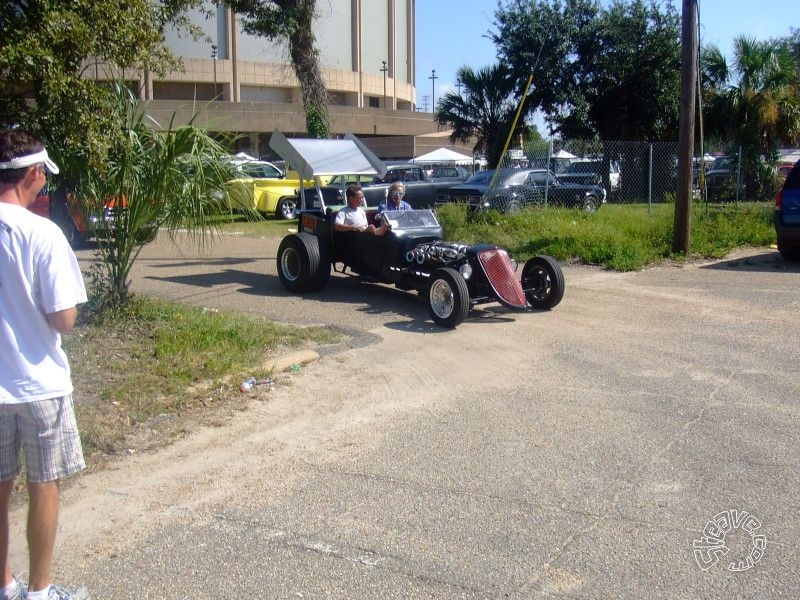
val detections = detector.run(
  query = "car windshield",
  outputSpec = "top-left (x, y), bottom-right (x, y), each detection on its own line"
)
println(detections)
top-left (566, 161), bottom-right (599, 173)
top-left (382, 209), bottom-right (439, 229)
top-left (236, 162), bottom-right (283, 179)
top-left (327, 174), bottom-right (376, 185)
top-left (462, 170), bottom-right (494, 185)
top-left (525, 171), bottom-right (557, 186)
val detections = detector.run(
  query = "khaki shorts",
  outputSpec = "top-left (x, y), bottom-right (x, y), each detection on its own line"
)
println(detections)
top-left (0, 395), bottom-right (86, 483)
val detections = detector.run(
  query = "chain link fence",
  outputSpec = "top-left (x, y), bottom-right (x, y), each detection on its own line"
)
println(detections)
top-left (493, 140), bottom-right (782, 209)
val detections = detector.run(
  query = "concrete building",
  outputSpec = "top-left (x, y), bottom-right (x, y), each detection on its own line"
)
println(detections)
top-left (102, 0), bottom-right (474, 161)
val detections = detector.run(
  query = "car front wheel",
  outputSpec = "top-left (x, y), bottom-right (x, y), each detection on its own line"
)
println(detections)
top-left (425, 267), bottom-right (470, 328)
top-left (582, 194), bottom-right (599, 213)
top-left (521, 256), bottom-right (565, 310)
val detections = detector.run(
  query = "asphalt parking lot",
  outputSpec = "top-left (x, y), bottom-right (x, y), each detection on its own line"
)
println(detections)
top-left (23, 235), bottom-right (800, 598)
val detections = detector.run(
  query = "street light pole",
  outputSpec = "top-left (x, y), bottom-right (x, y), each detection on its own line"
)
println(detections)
top-left (380, 60), bottom-right (388, 109)
top-left (455, 78), bottom-right (463, 97)
top-left (211, 44), bottom-right (218, 100)
top-left (429, 69), bottom-right (438, 113)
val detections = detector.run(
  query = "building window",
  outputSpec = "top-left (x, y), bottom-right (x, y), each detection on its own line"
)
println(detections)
top-left (367, 96), bottom-right (379, 108)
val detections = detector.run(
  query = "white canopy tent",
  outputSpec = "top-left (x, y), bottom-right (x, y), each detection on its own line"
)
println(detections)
top-left (553, 149), bottom-right (576, 159)
top-left (411, 147), bottom-right (476, 165)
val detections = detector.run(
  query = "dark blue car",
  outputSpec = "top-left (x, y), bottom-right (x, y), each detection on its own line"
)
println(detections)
top-left (775, 160), bottom-right (800, 261)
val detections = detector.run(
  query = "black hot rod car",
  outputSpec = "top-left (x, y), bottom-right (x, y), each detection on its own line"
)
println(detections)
top-left (277, 208), bottom-right (564, 328)
top-left (269, 130), bottom-right (565, 328)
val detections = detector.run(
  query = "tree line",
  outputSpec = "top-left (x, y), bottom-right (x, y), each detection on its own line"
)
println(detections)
top-left (437, 0), bottom-right (800, 169)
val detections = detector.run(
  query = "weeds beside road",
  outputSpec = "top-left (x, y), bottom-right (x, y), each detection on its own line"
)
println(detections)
top-left (66, 297), bottom-right (339, 463)
top-left (434, 201), bottom-right (775, 270)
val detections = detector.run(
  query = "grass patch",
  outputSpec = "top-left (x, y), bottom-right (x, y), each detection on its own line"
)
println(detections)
top-left (214, 213), bottom-right (299, 237)
top-left (65, 296), bottom-right (339, 456)
top-left (436, 201), bottom-right (775, 271)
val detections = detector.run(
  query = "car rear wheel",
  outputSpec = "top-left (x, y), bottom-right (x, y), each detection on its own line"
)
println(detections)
top-left (425, 267), bottom-right (470, 328)
top-left (276, 197), bottom-right (297, 220)
top-left (521, 256), bottom-right (565, 310)
top-left (277, 232), bottom-right (329, 292)
top-left (582, 195), bottom-right (599, 213)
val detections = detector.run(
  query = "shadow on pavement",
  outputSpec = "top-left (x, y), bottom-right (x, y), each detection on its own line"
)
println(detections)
top-left (141, 265), bottom-right (526, 333)
top-left (701, 250), bottom-right (800, 273)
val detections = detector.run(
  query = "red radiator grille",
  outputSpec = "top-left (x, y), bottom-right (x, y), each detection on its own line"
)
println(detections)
top-left (477, 249), bottom-right (527, 308)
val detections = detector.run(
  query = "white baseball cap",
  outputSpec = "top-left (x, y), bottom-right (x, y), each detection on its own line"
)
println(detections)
top-left (0, 148), bottom-right (60, 174)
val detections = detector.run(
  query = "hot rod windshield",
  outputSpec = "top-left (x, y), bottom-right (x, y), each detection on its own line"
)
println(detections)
top-left (383, 209), bottom-right (440, 229)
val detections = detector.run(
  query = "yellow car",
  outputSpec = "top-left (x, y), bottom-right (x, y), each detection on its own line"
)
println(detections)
top-left (226, 160), bottom-right (314, 220)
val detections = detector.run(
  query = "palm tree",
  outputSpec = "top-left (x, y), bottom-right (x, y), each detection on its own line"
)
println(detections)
top-left (702, 36), bottom-right (800, 154)
top-left (435, 64), bottom-right (525, 168)
top-left (73, 84), bottom-right (240, 308)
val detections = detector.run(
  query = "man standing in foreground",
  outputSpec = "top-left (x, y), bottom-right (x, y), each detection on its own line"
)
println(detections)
top-left (0, 129), bottom-right (90, 600)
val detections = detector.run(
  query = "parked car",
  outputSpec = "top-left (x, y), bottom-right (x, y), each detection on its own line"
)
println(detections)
top-left (225, 158), bottom-right (312, 219)
top-left (775, 159), bottom-right (800, 261)
top-left (558, 159), bottom-right (620, 191)
top-left (314, 163), bottom-right (459, 209)
top-left (28, 183), bottom-right (94, 247)
top-left (27, 185), bottom-right (156, 248)
top-left (278, 208), bottom-right (564, 328)
top-left (704, 156), bottom-right (744, 201)
top-left (437, 168), bottom-right (606, 213)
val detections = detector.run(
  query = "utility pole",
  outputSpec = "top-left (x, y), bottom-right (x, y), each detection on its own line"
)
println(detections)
top-left (673, 0), bottom-right (698, 254)
top-left (211, 44), bottom-right (218, 100)
top-left (380, 60), bottom-right (388, 109)
top-left (429, 69), bottom-right (438, 114)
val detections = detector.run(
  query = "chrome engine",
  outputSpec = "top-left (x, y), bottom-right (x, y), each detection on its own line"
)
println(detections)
top-left (405, 241), bottom-right (469, 265)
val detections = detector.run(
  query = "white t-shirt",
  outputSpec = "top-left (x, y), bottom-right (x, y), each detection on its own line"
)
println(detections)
top-left (334, 206), bottom-right (368, 228)
top-left (0, 203), bottom-right (87, 403)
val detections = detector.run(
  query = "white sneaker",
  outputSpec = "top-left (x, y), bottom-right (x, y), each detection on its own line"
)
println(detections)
top-left (46, 584), bottom-right (91, 600)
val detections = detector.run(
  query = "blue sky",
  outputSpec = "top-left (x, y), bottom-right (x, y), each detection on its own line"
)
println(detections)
top-left (415, 0), bottom-right (797, 113)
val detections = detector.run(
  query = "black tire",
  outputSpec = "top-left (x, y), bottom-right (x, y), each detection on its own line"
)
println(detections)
top-left (61, 216), bottom-right (88, 249)
top-left (50, 194), bottom-right (87, 248)
top-left (521, 256), bottom-right (565, 310)
top-left (505, 199), bottom-right (522, 214)
top-left (778, 242), bottom-right (800, 262)
top-left (277, 232), bottom-right (329, 292)
top-left (276, 197), bottom-right (297, 220)
top-left (582, 195), bottom-right (599, 213)
top-left (308, 241), bottom-right (331, 291)
top-left (425, 267), bottom-right (470, 328)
